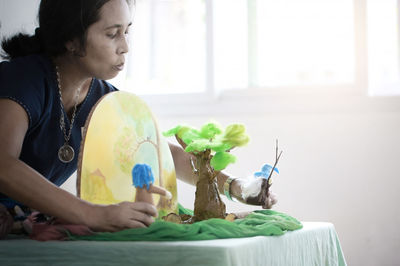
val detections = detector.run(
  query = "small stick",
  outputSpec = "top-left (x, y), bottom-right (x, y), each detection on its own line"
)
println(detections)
top-left (267, 139), bottom-right (283, 181)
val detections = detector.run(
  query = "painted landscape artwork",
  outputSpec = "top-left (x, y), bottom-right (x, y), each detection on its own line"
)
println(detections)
top-left (77, 91), bottom-right (178, 217)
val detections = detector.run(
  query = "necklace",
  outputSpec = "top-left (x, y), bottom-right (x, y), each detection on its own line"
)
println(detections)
top-left (55, 66), bottom-right (82, 163)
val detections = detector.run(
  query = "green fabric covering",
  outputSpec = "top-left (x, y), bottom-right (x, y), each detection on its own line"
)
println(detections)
top-left (178, 203), bottom-right (194, 216)
top-left (68, 206), bottom-right (302, 241)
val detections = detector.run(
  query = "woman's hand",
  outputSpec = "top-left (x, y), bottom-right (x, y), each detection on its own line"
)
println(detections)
top-left (230, 177), bottom-right (278, 209)
top-left (86, 201), bottom-right (158, 232)
top-left (84, 184), bottom-right (172, 232)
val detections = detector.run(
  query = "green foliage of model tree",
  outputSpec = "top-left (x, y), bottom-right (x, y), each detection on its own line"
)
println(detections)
top-left (163, 122), bottom-right (249, 221)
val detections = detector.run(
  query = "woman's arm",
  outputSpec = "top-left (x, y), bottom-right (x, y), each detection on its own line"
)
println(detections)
top-left (169, 142), bottom-right (277, 209)
top-left (169, 142), bottom-right (233, 193)
top-left (0, 99), bottom-right (157, 231)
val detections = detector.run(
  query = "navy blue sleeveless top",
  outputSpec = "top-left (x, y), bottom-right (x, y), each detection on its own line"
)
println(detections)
top-left (0, 54), bottom-right (117, 208)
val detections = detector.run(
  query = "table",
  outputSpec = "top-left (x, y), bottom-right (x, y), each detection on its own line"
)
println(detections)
top-left (0, 222), bottom-right (346, 266)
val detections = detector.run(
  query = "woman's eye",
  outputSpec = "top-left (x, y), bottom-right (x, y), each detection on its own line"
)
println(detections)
top-left (107, 32), bottom-right (118, 39)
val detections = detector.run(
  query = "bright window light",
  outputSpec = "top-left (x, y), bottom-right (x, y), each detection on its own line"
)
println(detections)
top-left (124, 0), bottom-right (206, 95)
top-left (109, 0), bottom-right (399, 97)
top-left (367, 0), bottom-right (400, 96)
top-left (213, 0), bottom-right (248, 90)
top-left (254, 0), bottom-right (354, 88)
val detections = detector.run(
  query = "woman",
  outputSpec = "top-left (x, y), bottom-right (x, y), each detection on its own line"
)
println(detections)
top-left (0, 0), bottom-right (276, 237)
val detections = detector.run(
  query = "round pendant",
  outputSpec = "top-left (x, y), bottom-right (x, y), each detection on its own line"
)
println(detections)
top-left (58, 144), bottom-right (75, 163)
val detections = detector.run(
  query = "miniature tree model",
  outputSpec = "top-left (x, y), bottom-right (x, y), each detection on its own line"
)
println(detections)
top-left (163, 122), bottom-right (250, 221)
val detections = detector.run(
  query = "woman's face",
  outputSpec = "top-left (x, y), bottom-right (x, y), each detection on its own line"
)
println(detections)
top-left (78, 0), bottom-right (132, 80)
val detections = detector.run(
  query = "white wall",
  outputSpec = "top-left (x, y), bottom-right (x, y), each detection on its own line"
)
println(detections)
top-left (150, 102), bottom-right (400, 266)
top-left (0, 0), bottom-right (39, 41)
top-left (2, 1), bottom-right (400, 265)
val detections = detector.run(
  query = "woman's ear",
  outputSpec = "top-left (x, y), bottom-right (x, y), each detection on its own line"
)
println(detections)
top-left (65, 39), bottom-right (83, 56)
top-left (65, 40), bottom-right (77, 54)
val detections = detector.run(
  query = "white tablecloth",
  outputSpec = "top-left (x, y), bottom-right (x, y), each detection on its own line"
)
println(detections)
top-left (0, 222), bottom-right (346, 266)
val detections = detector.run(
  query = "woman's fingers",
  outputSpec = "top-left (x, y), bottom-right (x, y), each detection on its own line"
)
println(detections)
top-left (99, 201), bottom-right (158, 231)
top-left (129, 201), bottom-right (158, 217)
top-left (269, 191), bottom-right (278, 205)
top-left (130, 210), bottom-right (155, 227)
top-left (262, 191), bottom-right (277, 209)
top-left (125, 220), bottom-right (147, 229)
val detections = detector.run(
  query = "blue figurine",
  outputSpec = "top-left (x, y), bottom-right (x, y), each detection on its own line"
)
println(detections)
top-left (253, 163), bottom-right (279, 182)
top-left (132, 163), bottom-right (155, 190)
top-left (131, 163), bottom-right (172, 204)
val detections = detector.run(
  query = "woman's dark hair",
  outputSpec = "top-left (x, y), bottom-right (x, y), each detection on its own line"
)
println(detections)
top-left (1, 0), bottom-right (131, 60)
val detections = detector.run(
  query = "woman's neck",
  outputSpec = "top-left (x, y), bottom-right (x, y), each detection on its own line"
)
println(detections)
top-left (53, 55), bottom-right (92, 114)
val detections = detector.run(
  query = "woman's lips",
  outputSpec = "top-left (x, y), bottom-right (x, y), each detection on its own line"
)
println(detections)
top-left (114, 63), bottom-right (124, 71)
